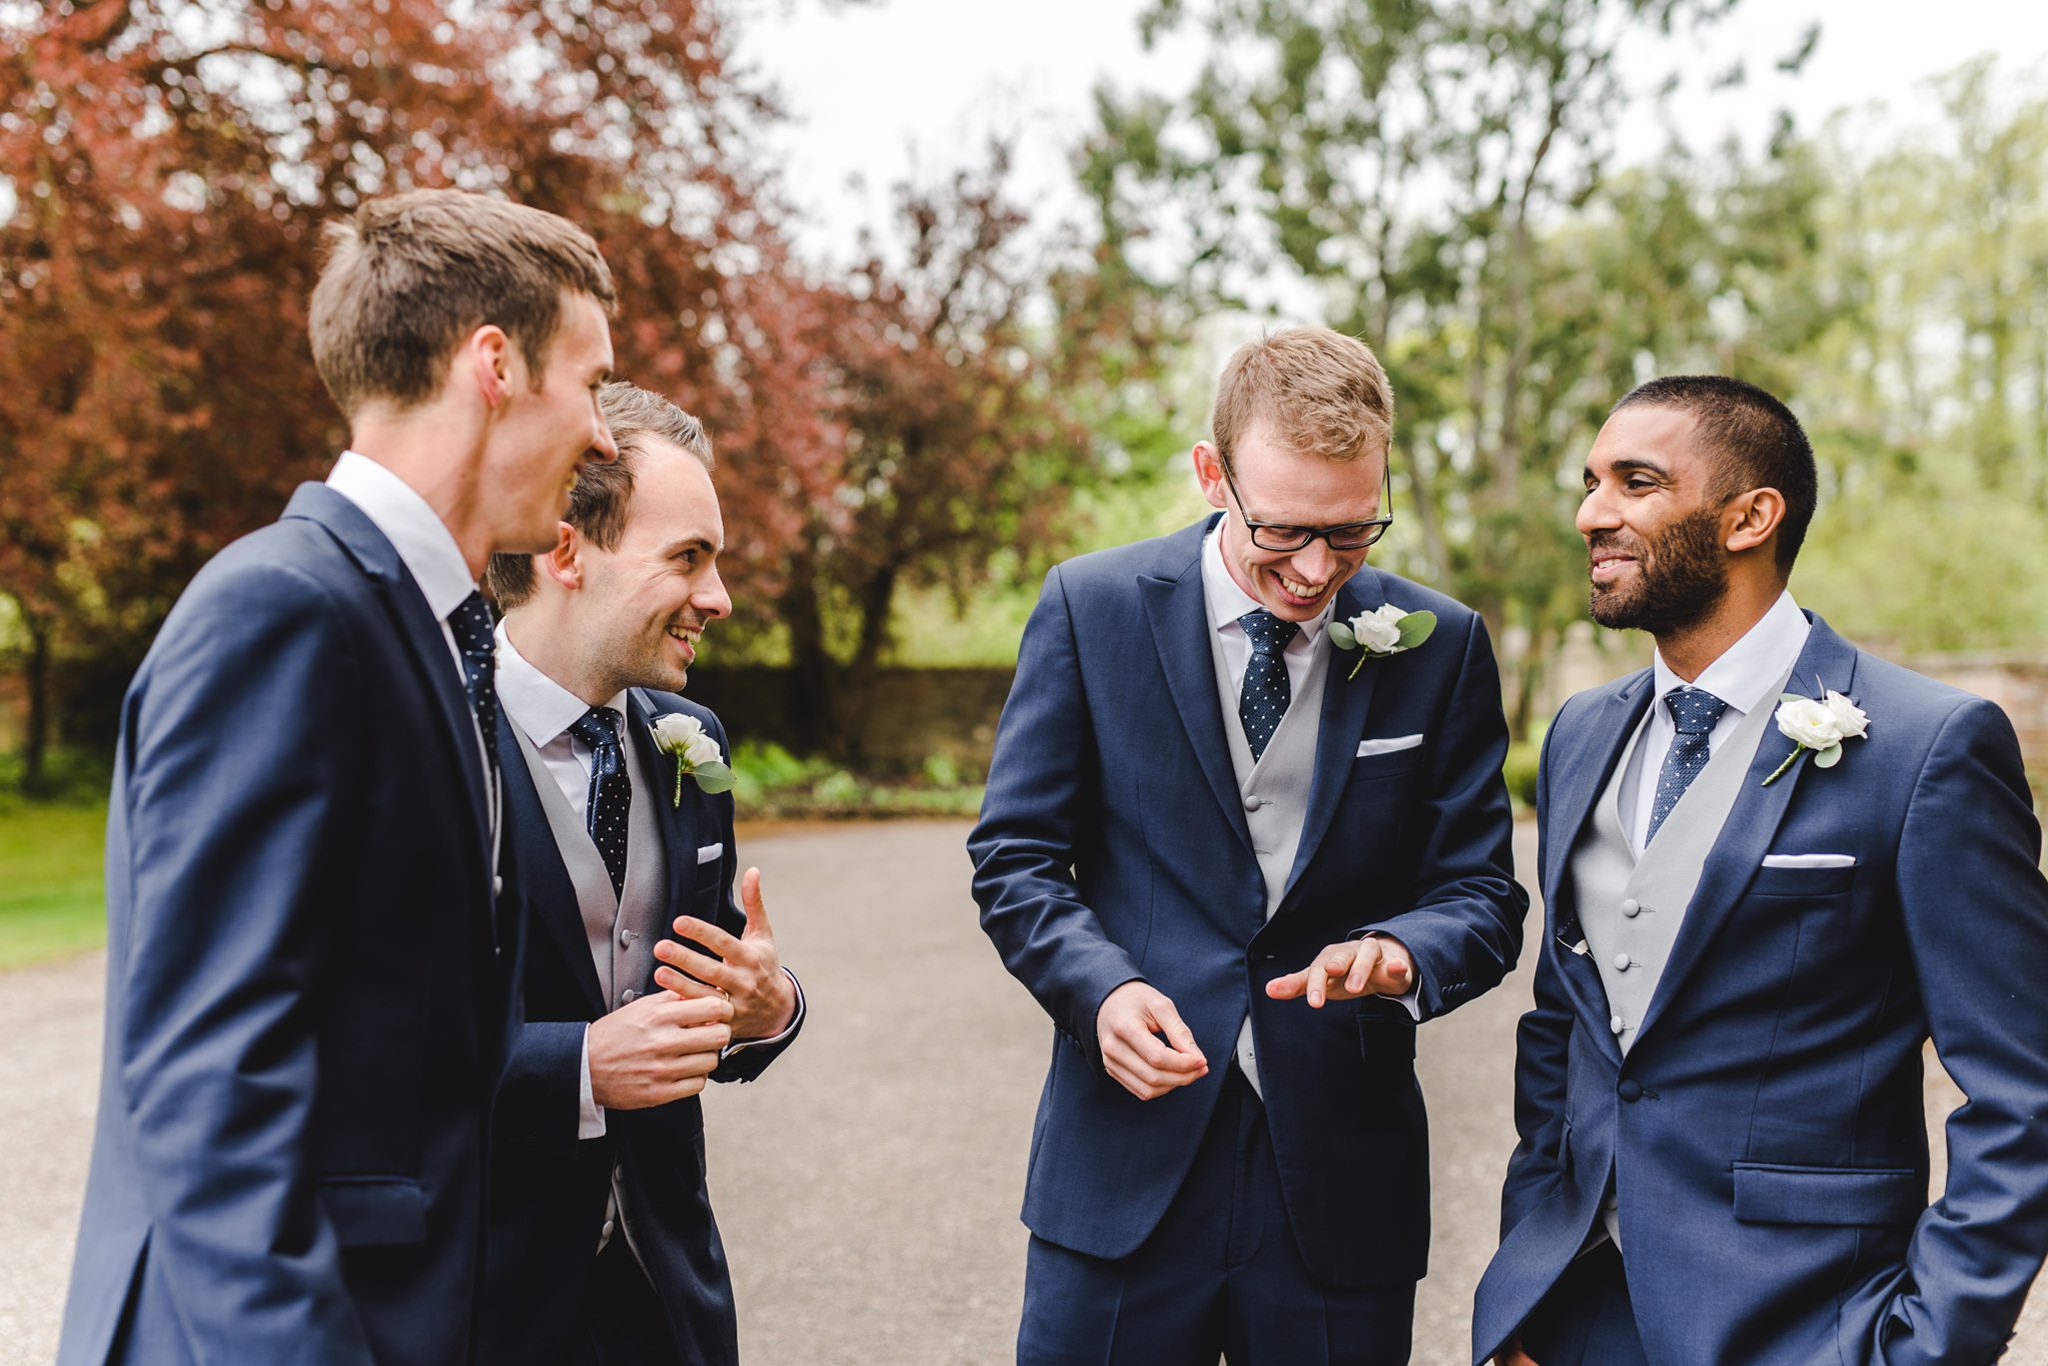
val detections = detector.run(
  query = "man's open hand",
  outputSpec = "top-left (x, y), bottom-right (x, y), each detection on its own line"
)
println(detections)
top-left (653, 866), bottom-right (796, 1040)
top-left (1097, 981), bottom-right (1208, 1101)
top-left (1267, 935), bottom-right (1414, 1007)
top-left (587, 991), bottom-right (733, 1110)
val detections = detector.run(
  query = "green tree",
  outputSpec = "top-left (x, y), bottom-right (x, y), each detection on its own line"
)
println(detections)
top-left (1081, 0), bottom-right (1833, 730)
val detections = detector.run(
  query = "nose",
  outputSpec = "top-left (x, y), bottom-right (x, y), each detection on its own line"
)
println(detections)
top-left (1292, 536), bottom-right (1341, 581)
top-left (697, 566), bottom-right (732, 620)
top-left (589, 406), bottom-right (619, 464)
top-left (1576, 483), bottom-right (1617, 539)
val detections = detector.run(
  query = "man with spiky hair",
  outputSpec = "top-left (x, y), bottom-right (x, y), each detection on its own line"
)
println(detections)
top-left (479, 382), bottom-right (803, 1366)
top-left (61, 189), bottom-right (619, 1365)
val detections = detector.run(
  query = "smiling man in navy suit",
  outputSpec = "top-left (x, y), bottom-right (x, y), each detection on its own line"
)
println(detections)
top-left (60, 190), bottom-right (620, 1364)
top-left (970, 326), bottom-right (1526, 1364)
top-left (480, 381), bottom-right (802, 1366)
top-left (1474, 377), bottom-right (2048, 1366)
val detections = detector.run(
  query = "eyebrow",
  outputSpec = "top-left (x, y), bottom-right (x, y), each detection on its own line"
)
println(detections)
top-left (660, 535), bottom-right (720, 559)
top-left (1585, 456), bottom-right (1669, 481)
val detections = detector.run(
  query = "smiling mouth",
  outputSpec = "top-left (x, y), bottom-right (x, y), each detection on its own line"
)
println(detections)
top-left (666, 624), bottom-right (700, 660)
top-left (1275, 573), bottom-right (1329, 602)
top-left (1589, 553), bottom-right (1638, 585)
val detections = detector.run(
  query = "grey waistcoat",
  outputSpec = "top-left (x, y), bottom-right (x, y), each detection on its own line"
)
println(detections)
top-left (1570, 674), bottom-right (1785, 1056)
top-left (1205, 623), bottom-right (1329, 1097)
top-left (508, 718), bottom-right (670, 1263)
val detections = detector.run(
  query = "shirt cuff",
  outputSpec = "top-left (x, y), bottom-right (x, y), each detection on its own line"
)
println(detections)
top-left (577, 1026), bottom-right (607, 1139)
top-left (723, 968), bottom-right (805, 1057)
top-left (1364, 931), bottom-right (1423, 1021)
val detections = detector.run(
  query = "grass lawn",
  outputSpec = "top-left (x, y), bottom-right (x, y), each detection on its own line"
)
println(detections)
top-left (0, 801), bottom-right (108, 970)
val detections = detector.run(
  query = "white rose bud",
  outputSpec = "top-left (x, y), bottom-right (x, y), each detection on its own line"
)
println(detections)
top-left (1351, 604), bottom-right (1406, 653)
top-left (682, 731), bottom-right (723, 769)
top-left (1821, 690), bottom-right (1870, 740)
top-left (653, 713), bottom-right (713, 763)
top-left (1776, 697), bottom-right (1845, 749)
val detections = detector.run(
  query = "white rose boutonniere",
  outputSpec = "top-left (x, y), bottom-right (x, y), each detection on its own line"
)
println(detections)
top-left (1761, 683), bottom-right (1870, 786)
top-left (1327, 604), bottom-right (1437, 680)
top-left (650, 712), bottom-right (736, 805)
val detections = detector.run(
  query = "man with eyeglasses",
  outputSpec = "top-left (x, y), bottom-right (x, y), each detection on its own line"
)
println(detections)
top-left (970, 326), bottom-right (1526, 1364)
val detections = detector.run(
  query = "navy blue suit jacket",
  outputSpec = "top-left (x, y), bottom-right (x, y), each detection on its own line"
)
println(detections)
top-left (968, 516), bottom-right (1526, 1287)
top-left (479, 692), bottom-right (797, 1366)
top-left (1473, 615), bottom-right (2048, 1365)
top-left (59, 484), bottom-right (523, 1365)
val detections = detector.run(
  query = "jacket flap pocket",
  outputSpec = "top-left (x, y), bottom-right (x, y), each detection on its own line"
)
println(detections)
top-left (317, 1175), bottom-right (427, 1248)
top-left (1731, 1163), bottom-right (1921, 1227)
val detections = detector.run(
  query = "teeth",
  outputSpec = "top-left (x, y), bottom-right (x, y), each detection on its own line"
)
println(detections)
top-left (1278, 575), bottom-right (1327, 599)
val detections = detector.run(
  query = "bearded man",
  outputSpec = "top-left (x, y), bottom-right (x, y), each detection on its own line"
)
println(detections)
top-left (1472, 376), bottom-right (2048, 1366)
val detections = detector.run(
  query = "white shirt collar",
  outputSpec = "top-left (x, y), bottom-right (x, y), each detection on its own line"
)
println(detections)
top-left (324, 451), bottom-right (476, 621)
top-left (493, 621), bottom-right (629, 749)
top-left (1200, 518), bottom-right (1336, 643)
top-left (1651, 589), bottom-right (1810, 718)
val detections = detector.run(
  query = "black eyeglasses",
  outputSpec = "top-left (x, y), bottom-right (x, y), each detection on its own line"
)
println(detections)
top-left (1219, 456), bottom-right (1395, 552)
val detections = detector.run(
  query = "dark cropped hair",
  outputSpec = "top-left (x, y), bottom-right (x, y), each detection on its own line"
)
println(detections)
top-left (485, 382), bottom-right (714, 608)
top-left (1613, 375), bottom-right (1818, 572)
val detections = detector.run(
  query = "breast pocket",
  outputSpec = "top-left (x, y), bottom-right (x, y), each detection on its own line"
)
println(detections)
top-left (1748, 863), bottom-right (1860, 899)
top-left (1347, 745), bottom-right (1428, 784)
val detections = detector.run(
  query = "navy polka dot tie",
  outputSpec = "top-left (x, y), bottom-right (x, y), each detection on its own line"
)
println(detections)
top-left (569, 706), bottom-right (631, 899)
top-left (1646, 686), bottom-right (1727, 844)
top-left (447, 592), bottom-right (500, 777)
top-left (1237, 609), bottom-right (1300, 763)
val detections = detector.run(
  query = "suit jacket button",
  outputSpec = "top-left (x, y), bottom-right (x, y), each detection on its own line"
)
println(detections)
top-left (1243, 794), bottom-right (1264, 812)
top-left (1618, 1079), bottom-right (1643, 1102)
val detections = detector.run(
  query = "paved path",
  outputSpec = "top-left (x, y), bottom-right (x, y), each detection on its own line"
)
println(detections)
top-left (2, 819), bottom-right (2041, 1364)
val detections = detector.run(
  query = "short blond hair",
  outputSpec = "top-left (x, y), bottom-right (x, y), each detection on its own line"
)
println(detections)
top-left (1211, 327), bottom-right (1394, 467)
top-left (309, 189), bottom-right (616, 415)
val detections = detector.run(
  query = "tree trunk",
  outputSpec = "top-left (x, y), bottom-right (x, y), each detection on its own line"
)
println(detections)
top-left (20, 603), bottom-right (52, 794)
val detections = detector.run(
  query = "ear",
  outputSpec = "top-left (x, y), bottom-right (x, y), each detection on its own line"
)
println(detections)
top-left (538, 521), bottom-right (583, 590)
top-left (1193, 441), bottom-right (1229, 512)
top-left (1724, 486), bottom-right (1786, 556)
top-left (466, 324), bottom-right (515, 410)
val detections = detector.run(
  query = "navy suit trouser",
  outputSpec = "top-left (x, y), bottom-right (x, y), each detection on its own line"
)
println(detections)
top-left (1514, 1241), bottom-right (1648, 1366)
top-left (1019, 1066), bottom-right (1415, 1366)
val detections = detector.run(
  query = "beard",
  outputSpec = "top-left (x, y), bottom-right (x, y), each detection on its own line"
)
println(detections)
top-left (1588, 509), bottom-right (1730, 635)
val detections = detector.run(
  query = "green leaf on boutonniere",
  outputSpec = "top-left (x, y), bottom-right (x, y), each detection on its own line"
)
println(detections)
top-left (1328, 621), bottom-right (1358, 650)
top-left (1394, 610), bottom-right (1437, 650)
top-left (1811, 744), bottom-right (1844, 769)
top-left (690, 760), bottom-right (737, 794)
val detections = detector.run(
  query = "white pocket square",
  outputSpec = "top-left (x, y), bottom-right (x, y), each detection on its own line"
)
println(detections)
top-left (1761, 853), bottom-right (1856, 869)
top-left (1356, 735), bottom-right (1425, 758)
top-left (696, 842), bottom-right (724, 865)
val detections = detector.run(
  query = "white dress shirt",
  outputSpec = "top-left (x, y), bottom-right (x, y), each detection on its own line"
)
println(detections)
top-left (324, 450), bottom-right (500, 850)
top-left (1615, 591), bottom-right (1811, 856)
top-left (1199, 523), bottom-right (1420, 1019)
top-left (495, 626), bottom-right (805, 1141)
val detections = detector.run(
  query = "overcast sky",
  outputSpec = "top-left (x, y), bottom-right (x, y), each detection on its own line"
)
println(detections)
top-left (732, 0), bottom-right (2048, 265)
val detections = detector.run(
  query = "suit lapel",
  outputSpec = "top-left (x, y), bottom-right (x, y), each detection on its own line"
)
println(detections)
top-left (283, 484), bottom-right (492, 871)
top-left (1632, 615), bottom-right (1860, 1045)
top-left (1539, 672), bottom-right (1654, 1061)
top-left (1139, 519), bottom-right (1254, 853)
top-left (1282, 571), bottom-right (1386, 894)
top-left (627, 691), bottom-right (699, 928)
top-left (496, 708), bottom-right (606, 1016)
top-left (1540, 672), bottom-right (1654, 929)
